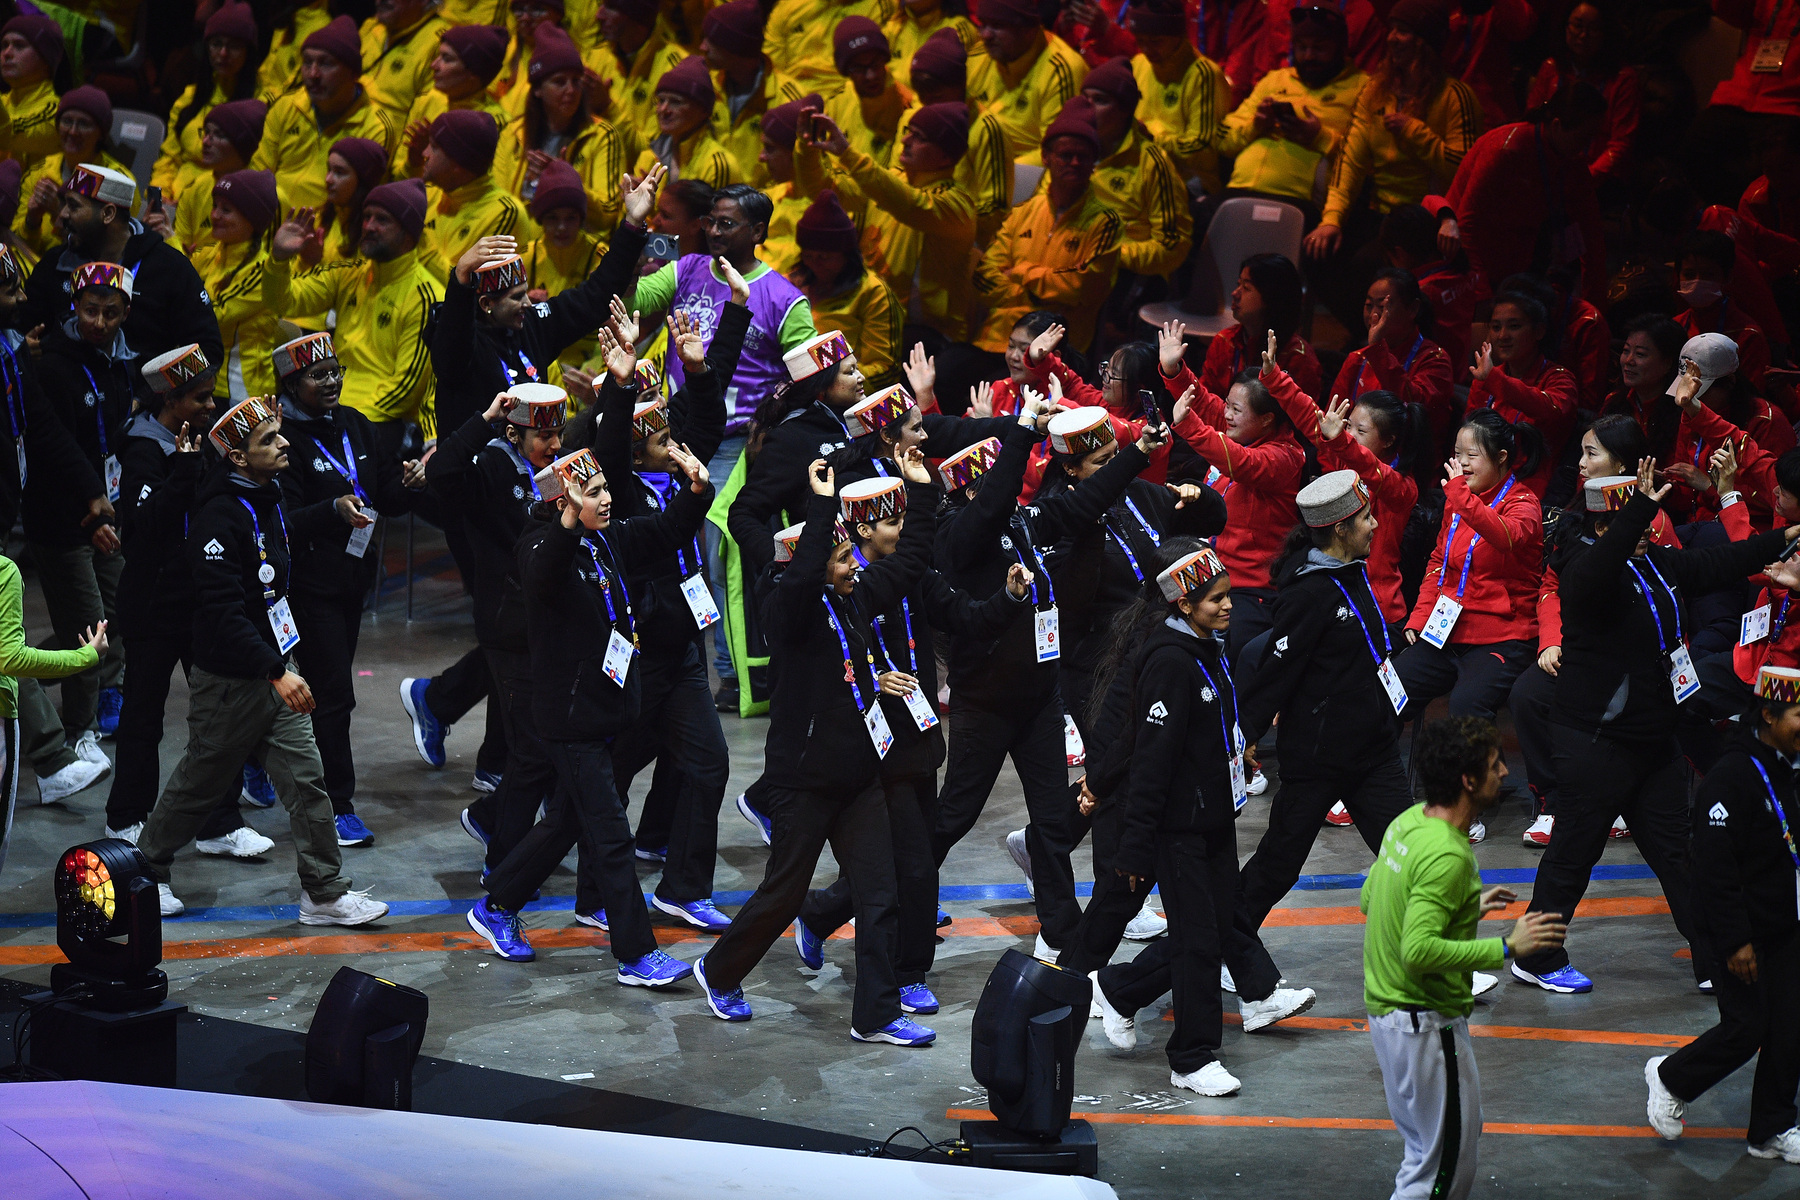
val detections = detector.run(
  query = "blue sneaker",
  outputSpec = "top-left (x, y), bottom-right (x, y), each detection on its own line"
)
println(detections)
top-left (472, 770), bottom-right (502, 794)
top-left (460, 807), bottom-right (490, 846)
top-left (575, 909), bottom-right (608, 930)
top-left (694, 955), bottom-right (752, 1021)
top-left (1510, 962), bottom-right (1593, 993)
top-left (96, 687), bottom-right (122, 737)
top-left (851, 1016), bottom-right (936, 1046)
top-left (651, 895), bottom-right (731, 930)
top-left (335, 813), bottom-right (373, 847)
top-left (899, 983), bottom-right (939, 1014)
top-left (240, 762), bottom-right (278, 808)
top-left (399, 677), bottom-right (447, 768)
top-left (936, 908), bottom-right (952, 928)
top-left (634, 845), bottom-right (668, 863)
top-left (617, 948), bottom-right (694, 988)
top-left (796, 919), bottom-right (825, 970)
top-left (466, 896), bottom-right (535, 961)
top-left (735, 792), bottom-right (772, 846)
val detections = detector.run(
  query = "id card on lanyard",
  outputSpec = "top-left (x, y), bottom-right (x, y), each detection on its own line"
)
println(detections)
top-left (1333, 573), bottom-right (1407, 714)
top-left (239, 498), bottom-right (299, 654)
top-left (1007, 522), bottom-right (1059, 662)
top-left (1754, 3), bottom-right (1796, 72)
top-left (1192, 651), bottom-right (1247, 811)
top-left (872, 602), bottom-right (938, 732)
top-left (1743, 594), bottom-right (1792, 647)
top-left (82, 367), bottom-right (120, 502)
top-left (640, 472), bottom-right (720, 630)
top-left (586, 536), bottom-right (637, 686)
top-left (1627, 557), bottom-right (1699, 703)
top-left (1750, 757), bottom-right (1800, 916)
top-left (824, 593), bottom-right (892, 757)
top-left (1422, 476), bottom-right (1515, 648)
top-left (1354, 334), bottom-right (1424, 395)
top-left (315, 430), bottom-right (377, 558)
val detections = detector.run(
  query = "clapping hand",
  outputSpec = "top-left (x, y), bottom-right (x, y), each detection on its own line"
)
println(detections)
top-left (896, 443), bottom-right (932, 484)
top-left (667, 441), bottom-right (710, 491)
top-left (1318, 394), bottom-right (1352, 441)
top-left (1007, 562), bottom-right (1033, 598)
top-left (808, 457), bottom-right (834, 496)
top-left (967, 379), bottom-right (994, 417)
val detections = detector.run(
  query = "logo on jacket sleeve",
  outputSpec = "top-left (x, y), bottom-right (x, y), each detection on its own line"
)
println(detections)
top-left (1273, 636), bottom-right (1289, 656)
top-left (202, 538), bottom-right (224, 559)
top-left (1707, 801), bottom-right (1729, 825)
top-left (1146, 700), bottom-right (1168, 725)
top-left (137, 484), bottom-right (151, 501)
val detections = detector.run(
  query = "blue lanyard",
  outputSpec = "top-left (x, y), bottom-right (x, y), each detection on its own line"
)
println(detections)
top-left (822, 591), bottom-right (874, 713)
top-left (1331, 569), bottom-right (1393, 665)
top-left (822, 402), bottom-right (885, 474)
top-left (1011, 517), bottom-right (1054, 607)
top-left (1751, 757), bottom-right (1800, 873)
top-left (80, 366), bottom-right (111, 457)
top-left (0, 337), bottom-right (24, 439)
top-left (1777, 594), bottom-right (1794, 640)
top-left (1106, 496), bottom-right (1161, 582)
top-left (313, 429), bottom-right (367, 505)
top-left (584, 532), bottom-right (634, 638)
top-left (497, 439), bottom-right (542, 499)
top-left (500, 348), bottom-right (538, 385)
top-left (1354, 334), bottom-right (1424, 394)
top-left (1436, 475), bottom-right (1516, 597)
top-left (236, 496), bottom-right (288, 597)
top-left (872, 598), bottom-right (918, 674)
top-left (1626, 556), bottom-right (1683, 653)
top-left (637, 471), bottom-right (703, 575)
top-left (1190, 649), bottom-right (1241, 761)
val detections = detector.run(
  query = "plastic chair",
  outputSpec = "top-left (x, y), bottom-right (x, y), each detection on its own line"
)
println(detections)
top-left (1139, 196), bottom-right (1305, 336)
top-left (109, 109), bottom-right (164, 190)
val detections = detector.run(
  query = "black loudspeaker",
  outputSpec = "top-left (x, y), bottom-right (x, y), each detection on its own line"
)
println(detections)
top-left (305, 967), bottom-right (429, 1110)
top-left (964, 949), bottom-right (1097, 1176)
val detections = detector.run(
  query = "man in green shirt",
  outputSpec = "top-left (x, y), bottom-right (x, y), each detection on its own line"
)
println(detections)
top-left (1361, 717), bottom-right (1566, 1200)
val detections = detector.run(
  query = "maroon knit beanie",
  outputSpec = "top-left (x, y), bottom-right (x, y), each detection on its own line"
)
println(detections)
top-left (203, 2), bottom-right (259, 46)
top-left (2, 15), bottom-right (63, 71)
top-left (910, 27), bottom-right (966, 89)
top-left (303, 15), bottom-right (362, 73)
top-left (528, 159), bottom-right (587, 221)
top-left (833, 16), bottom-right (889, 74)
top-left (796, 190), bottom-right (860, 255)
top-left (206, 99), bottom-right (268, 160)
top-left (1124, 0), bottom-right (1185, 37)
top-left (529, 23), bottom-right (584, 84)
top-left (702, 0), bottom-right (765, 59)
top-left (1040, 96), bottom-right (1100, 156)
top-left (57, 86), bottom-right (112, 132)
top-left (656, 56), bottom-right (715, 107)
top-left (213, 169), bottom-right (280, 232)
top-left (1083, 57), bottom-right (1139, 107)
top-left (330, 136), bottom-right (390, 189)
top-left (907, 101), bottom-right (969, 162)
top-left (761, 92), bottom-right (823, 149)
top-left (1387, 0), bottom-right (1451, 53)
top-left (364, 179), bottom-right (429, 240)
top-left (441, 24), bottom-right (508, 85)
top-left (978, 0), bottom-right (1041, 30)
top-left (430, 110), bottom-right (500, 174)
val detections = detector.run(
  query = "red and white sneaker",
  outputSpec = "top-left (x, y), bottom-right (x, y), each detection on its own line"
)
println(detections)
top-left (1610, 816), bottom-right (1631, 839)
top-left (1324, 801), bottom-right (1354, 827)
top-left (1522, 814), bottom-right (1554, 847)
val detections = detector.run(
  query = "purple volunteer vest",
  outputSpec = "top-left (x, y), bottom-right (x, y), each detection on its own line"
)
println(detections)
top-left (665, 254), bottom-right (807, 433)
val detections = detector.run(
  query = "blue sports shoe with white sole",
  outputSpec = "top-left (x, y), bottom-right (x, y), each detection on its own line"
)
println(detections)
top-left (466, 897), bottom-right (534, 961)
top-left (240, 762), bottom-right (277, 808)
top-left (1510, 962), bottom-right (1593, 993)
top-left (851, 1016), bottom-right (936, 1046)
top-left (651, 895), bottom-right (731, 930)
top-left (735, 793), bottom-right (772, 845)
top-left (399, 677), bottom-right (447, 768)
top-left (334, 813), bottom-right (373, 847)
top-left (898, 983), bottom-right (939, 1014)
top-left (796, 920), bottom-right (825, 969)
top-left (695, 956), bottom-right (752, 1021)
top-left (617, 949), bottom-right (694, 988)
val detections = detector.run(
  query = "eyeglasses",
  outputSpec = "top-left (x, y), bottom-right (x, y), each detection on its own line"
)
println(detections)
top-left (304, 366), bottom-right (345, 383)
top-left (1097, 361), bottom-right (1115, 383)
top-left (704, 215), bottom-right (742, 233)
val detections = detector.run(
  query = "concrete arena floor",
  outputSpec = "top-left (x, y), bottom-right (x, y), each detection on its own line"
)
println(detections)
top-left (1, 526), bottom-right (1795, 1199)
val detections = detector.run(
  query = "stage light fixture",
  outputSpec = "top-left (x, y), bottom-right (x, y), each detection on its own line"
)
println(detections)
top-left (963, 948), bottom-right (1098, 1176)
top-left (306, 966), bottom-right (430, 1110)
top-left (51, 838), bottom-right (166, 1011)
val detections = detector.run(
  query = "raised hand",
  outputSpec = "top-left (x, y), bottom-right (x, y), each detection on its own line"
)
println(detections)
top-left (562, 365), bottom-right (597, 406)
top-left (1260, 327), bottom-right (1279, 377)
top-left (175, 421), bottom-right (198, 453)
top-left (1442, 455), bottom-right (1465, 485)
top-left (897, 443), bottom-right (931, 484)
top-left (669, 310), bottom-right (707, 369)
top-left (403, 119), bottom-right (431, 171)
top-left (716, 254), bottom-right (749, 305)
top-left (807, 112), bottom-right (850, 156)
top-left (596, 327), bottom-right (636, 385)
top-left (608, 294), bottom-right (641, 347)
top-left (482, 390), bottom-right (517, 422)
top-left (1136, 420), bottom-right (1169, 454)
top-left (667, 441), bottom-right (711, 490)
top-left (902, 341), bottom-right (936, 406)
top-left (1028, 321), bottom-right (1065, 365)
top-left (1671, 359), bottom-right (1704, 411)
top-left (456, 234), bottom-right (519, 284)
top-left (622, 163), bottom-right (666, 226)
top-left (1638, 454), bottom-right (1672, 503)
top-left (1318, 394), bottom-right (1352, 441)
top-left (1471, 341), bottom-right (1496, 382)
top-left (1157, 318), bottom-right (1187, 375)
top-left (808, 457), bottom-right (834, 496)
top-left (968, 379), bottom-right (994, 418)
top-left (1172, 384), bottom-right (1196, 428)
top-left (272, 207), bottom-right (318, 261)
top-left (1765, 556), bottom-right (1800, 593)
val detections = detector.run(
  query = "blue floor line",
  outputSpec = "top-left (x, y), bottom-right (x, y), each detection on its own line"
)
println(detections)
top-left (0, 864), bottom-right (1659, 929)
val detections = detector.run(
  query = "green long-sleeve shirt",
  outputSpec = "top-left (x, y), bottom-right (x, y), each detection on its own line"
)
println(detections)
top-left (1360, 803), bottom-right (1506, 1018)
top-left (0, 555), bottom-right (98, 719)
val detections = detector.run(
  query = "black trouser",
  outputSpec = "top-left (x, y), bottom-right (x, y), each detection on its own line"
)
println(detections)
top-left (484, 738), bottom-right (656, 964)
top-left (1238, 750), bottom-right (1412, 928)
top-left (702, 781), bottom-right (901, 1033)
top-left (1508, 664), bottom-right (1558, 817)
top-left (602, 643), bottom-right (728, 903)
top-left (1224, 587), bottom-right (1276, 664)
top-left (801, 772), bottom-right (939, 984)
top-left (470, 647), bottom-right (559, 874)
top-left (1658, 934), bottom-right (1800, 1145)
top-left (1686, 650), bottom-right (1755, 775)
top-left (933, 691), bottom-right (1080, 950)
top-left (104, 629), bottom-right (240, 838)
top-left (423, 644), bottom-right (508, 776)
top-left (1520, 726), bottom-right (1711, 982)
top-left (1396, 639), bottom-right (1533, 724)
top-left (630, 755), bottom-right (682, 854)
top-left (291, 593), bottom-right (364, 816)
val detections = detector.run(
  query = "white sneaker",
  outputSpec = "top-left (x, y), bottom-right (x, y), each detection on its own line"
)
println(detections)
top-left (1246, 768), bottom-right (1269, 797)
top-left (37, 755), bottom-right (109, 803)
top-left (1220, 964), bottom-right (1237, 993)
top-left (1467, 821), bottom-right (1487, 844)
top-left (1610, 815), bottom-right (1631, 839)
top-left (1033, 933), bottom-right (1059, 965)
top-left (1123, 900), bottom-right (1167, 941)
top-left (1088, 971), bottom-right (1135, 1049)
top-left (73, 731), bottom-right (108, 767)
top-left (1324, 801), bottom-right (1354, 826)
top-left (196, 826), bottom-right (275, 858)
top-left (1748, 1127), bottom-right (1800, 1162)
top-left (298, 889), bottom-right (390, 927)
top-left (104, 822), bottom-right (142, 845)
top-left (1645, 1056), bottom-right (1685, 1140)
top-left (1171, 1062), bottom-right (1240, 1096)
top-left (1240, 986), bottom-right (1316, 1033)
top-left (1005, 828), bottom-right (1033, 898)
top-left (1471, 971), bottom-right (1499, 998)
top-left (157, 883), bottom-right (184, 917)
top-left (1523, 814), bottom-right (1554, 847)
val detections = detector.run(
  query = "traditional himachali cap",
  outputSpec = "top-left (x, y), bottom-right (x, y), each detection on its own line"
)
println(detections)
top-left (841, 477), bottom-right (906, 525)
top-left (938, 436), bottom-right (1002, 490)
top-left (784, 330), bottom-right (854, 381)
top-left (66, 164), bottom-right (136, 208)
top-left (141, 345), bottom-right (212, 394)
top-left (1668, 332), bottom-right (1739, 402)
top-left (1157, 545), bottom-right (1228, 602)
top-left (1297, 469), bottom-right (1371, 527)
top-left (632, 398), bottom-right (668, 440)
top-left (72, 261), bottom-right (134, 298)
top-left (773, 522), bottom-right (805, 563)
top-left (635, 358), bottom-right (661, 393)
top-left (273, 331), bottom-right (335, 380)
top-left (1048, 406), bottom-right (1116, 456)
top-left (830, 517), bottom-right (852, 545)
top-left (210, 396), bottom-right (279, 456)
top-left (505, 382), bottom-right (569, 429)
top-left (0, 243), bottom-right (25, 290)
top-left (1583, 473), bottom-right (1636, 514)
top-left (474, 254), bottom-right (528, 294)
top-left (534, 447), bottom-right (601, 500)
top-left (845, 384), bottom-right (916, 434)
top-left (1759, 665), bottom-right (1800, 705)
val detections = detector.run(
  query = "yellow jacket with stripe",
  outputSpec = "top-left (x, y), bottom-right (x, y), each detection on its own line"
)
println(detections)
top-left (1131, 51), bottom-right (1230, 193)
top-left (153, 77), bottom-right (283, 200)
top-left (711, 61), bottom-right (803, 190)
top-left (974, 187), bottom-right (1122, 353)
top-left (261, 250), bottom-right (442, 434)
top-left (1323, 77), bottom-right (1482, 228)
top-left (796, 140), bottom-right (976, 341)
top-left (807, 268), bottom-right (905, 389)
top-left (358, 12), bottom-right (451, 123)
top-left (583, 34), bottom-right (687, 163)
top-left (257, 0), bottom-right (332, 99)
top-left (758, 179), bottom-right (810, 278)
top-left (764, 0), bottom-right (898, 93)
top-left (1084, 125), bottom-right (1191, 278)
top-left (883, 5), bottom-right (983, 91)
top-left (418, 174), bottom-right (540, 284)
top-left (253, 87), bottom-right (399, 211)
top-left (967, 30), bottom-right (1086, 168)
top-left (392, 87), bottom-right (509, 178)
top-left (2, 79), bottom-right (59, 176)
top-left (191, 239), bottom-right (282, 399)
top-left (632, 124), bottom-right (737, 189)
top-left (823, 79), bottom-right (915, 175)
top-left (493, 114), bottom-right (628, 237)
top-left (1219, 63), bottom-right (1368, 205)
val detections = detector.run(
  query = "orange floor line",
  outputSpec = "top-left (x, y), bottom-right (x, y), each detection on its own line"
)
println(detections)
top-left (942, 1109), bottom-right (1744, 1138)
top-left (1172, 1012), bottom-right (1695, 1049)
